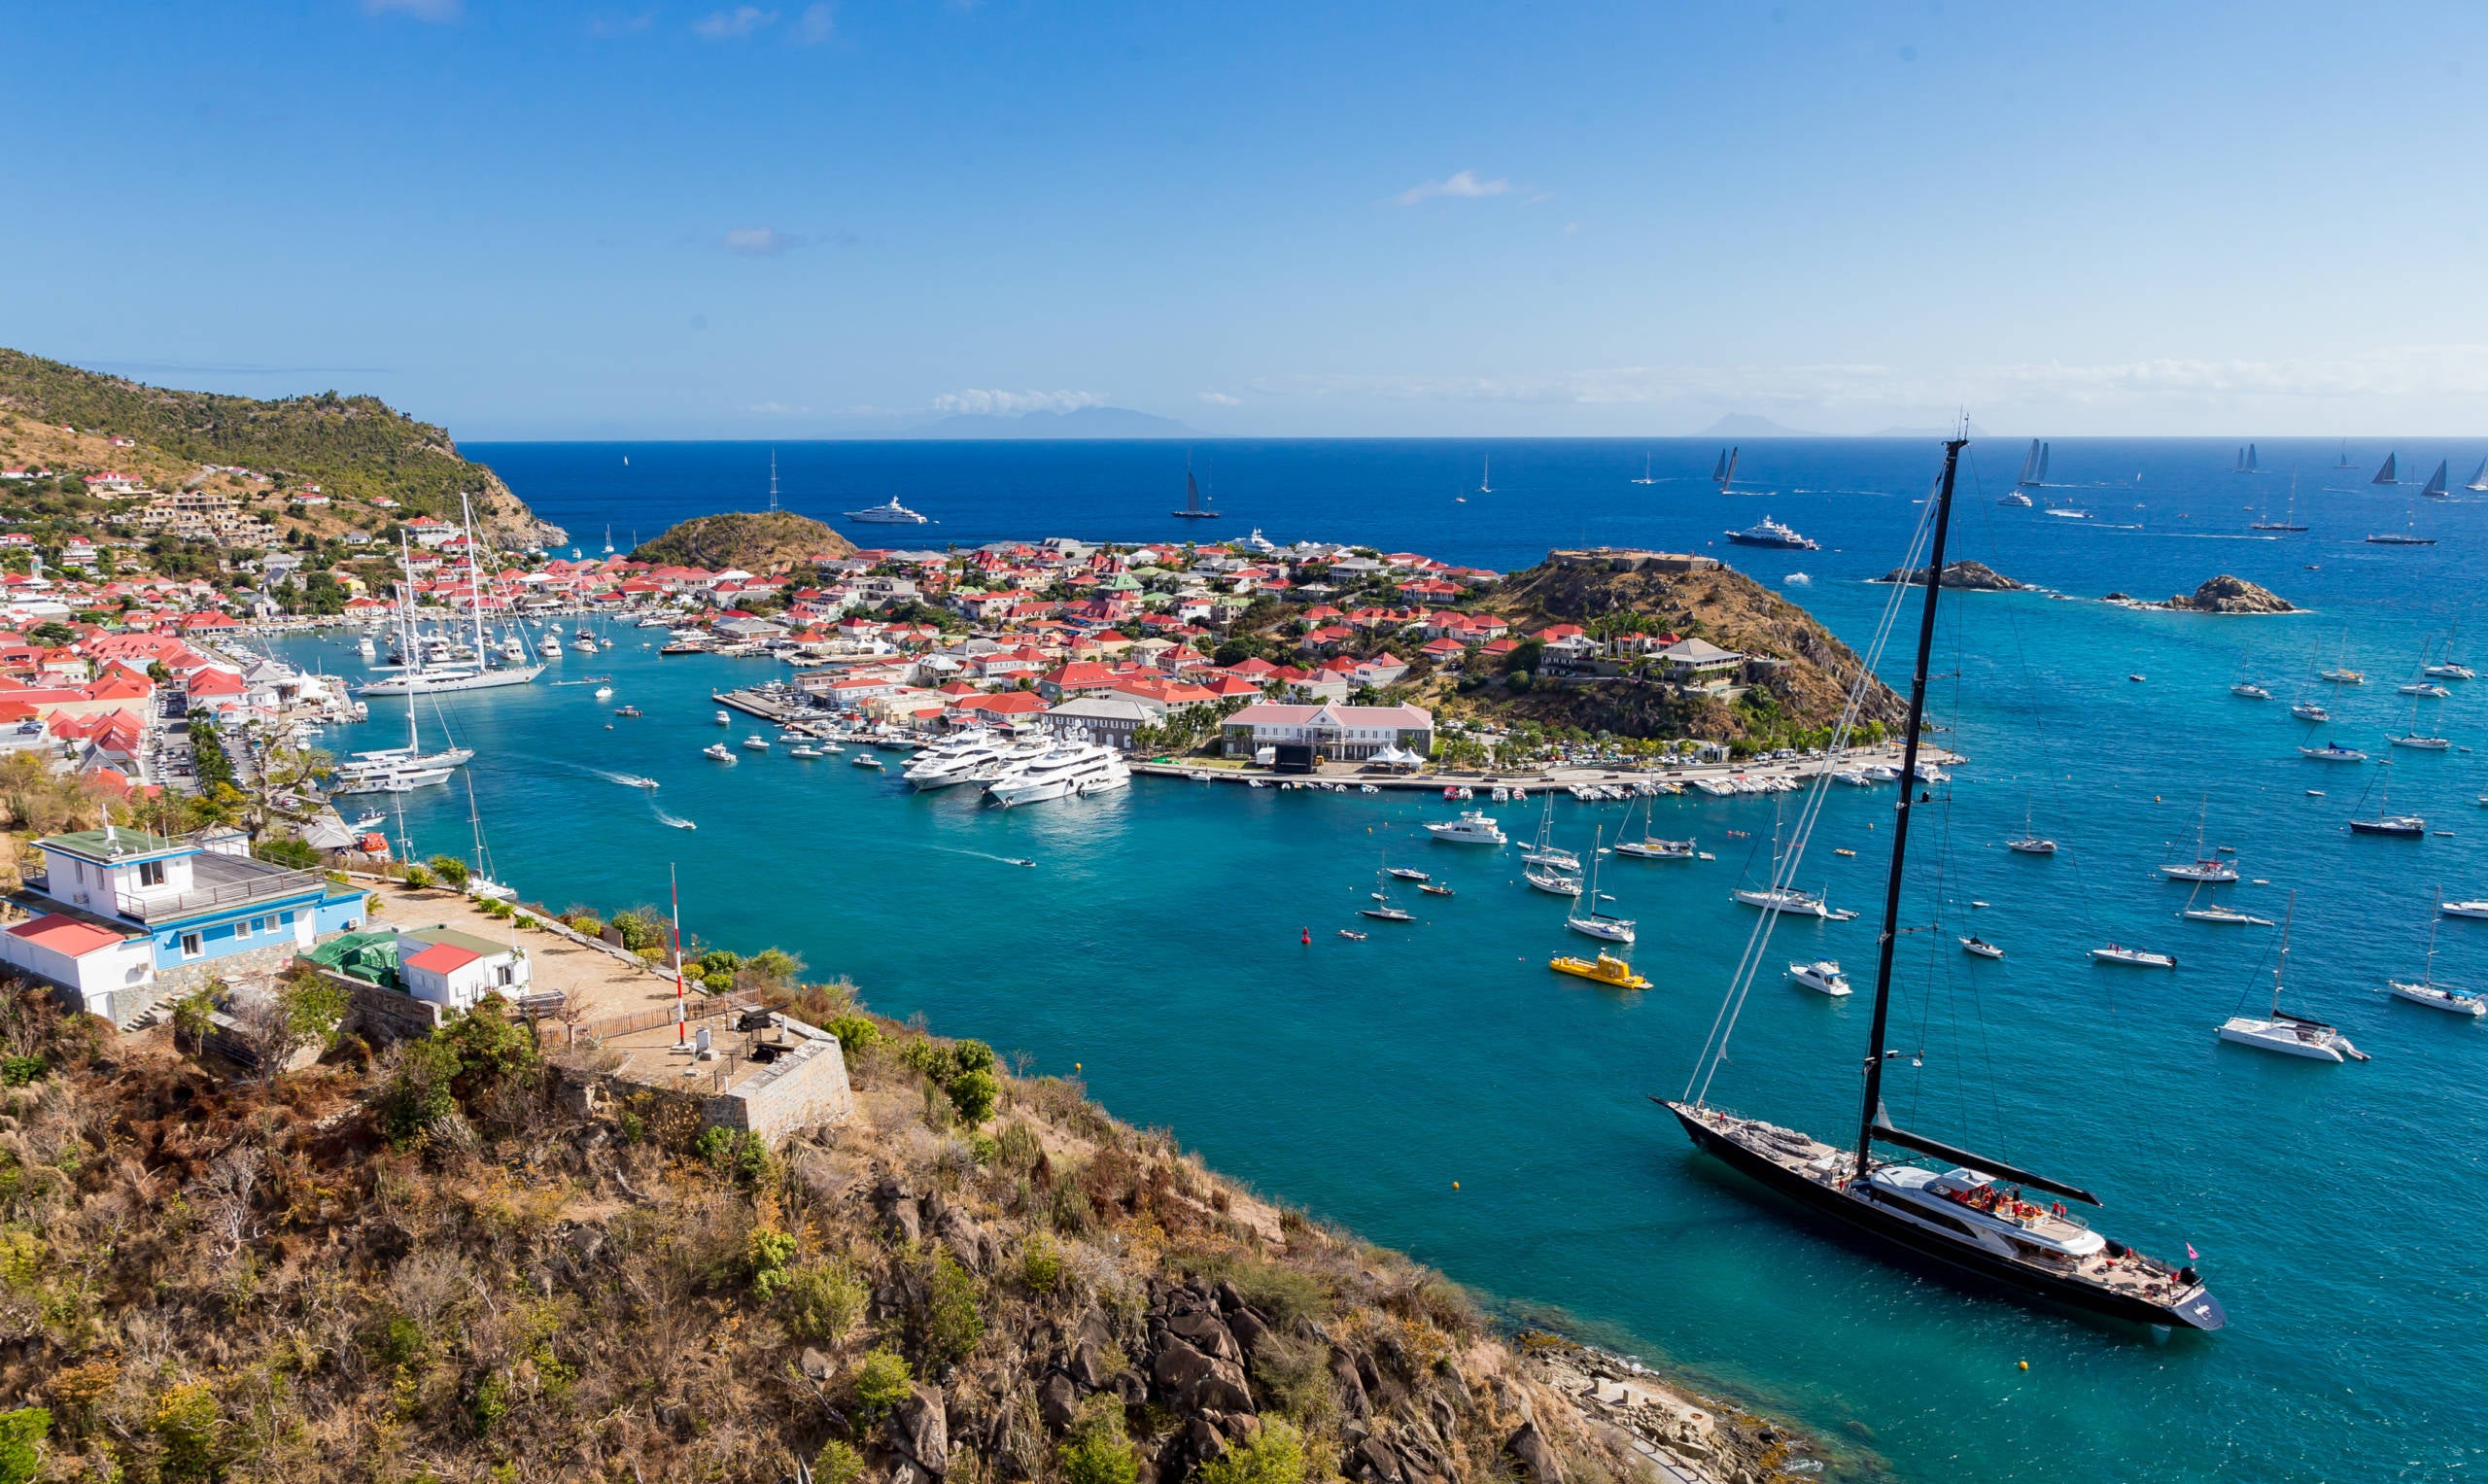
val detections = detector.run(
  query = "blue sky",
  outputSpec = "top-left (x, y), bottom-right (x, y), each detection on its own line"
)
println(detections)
top-left (8, 2), bottom-right (2485, 438)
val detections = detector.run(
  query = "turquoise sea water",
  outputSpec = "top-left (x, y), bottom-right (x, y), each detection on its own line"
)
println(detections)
top-left (286, 438), bottom-right (2488, 1482)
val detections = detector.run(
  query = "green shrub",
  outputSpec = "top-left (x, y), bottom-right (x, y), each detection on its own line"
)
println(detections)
top-left (1058, 1397), bottom-right (1139, 1484)
top-left (1197, 1421), bottom-right (1308, 1484)
top-left (469, 1370), bottom-right (511, 1435)
top-left (616, 1110), bottom-right (645, 1144)
top-left (152, 1382), bottom-right (221, 1481)
top-left (949, 1067), bottom-right (1001, 1125)
top-left (994, 1121), bottom-right (1043, 1173)
top-left (400, 864), bottom-right (434, 890)
top-left (426, 855), bottom-right (470, 888)
top-left (825, 1013), bottom-right (881, 1053)
top-left (777, 1258), bottom-right (867, 1342)
top-left (746, 1225), bottom-right (798, 1295)
top-left (374, 1314), bottom-right (428, 1368)
top-left (924, 1251), bottom-right (984, 1366)
top-left (0, 1405), bottom-right (49, 1484)
top-left (567, 915), bottom-right (604, 937)
top-left (0, 1056), bottom-right (44, 1087)
top-left (694, 1126), bottom-right (775, 1190)
top-left (812, 1439), bottom-right (864, 1484)
top-left (1019, 1231), bottom-right (1065, 1294)
top-left (850, 1347), bottom-right (913, 1422)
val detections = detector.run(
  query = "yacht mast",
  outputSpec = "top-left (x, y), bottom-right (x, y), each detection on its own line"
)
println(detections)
top-left (1854, 434), bottom-right (1966, 1181)
top-left (462, 492), bottom-right (489, 674)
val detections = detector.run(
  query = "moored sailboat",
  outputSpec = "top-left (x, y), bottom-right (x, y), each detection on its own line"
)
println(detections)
top-left (1662, 436), bottom-right (2226, 1331)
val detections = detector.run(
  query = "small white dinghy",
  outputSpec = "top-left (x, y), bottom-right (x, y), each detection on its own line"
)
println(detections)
top-left (1959, 935), bottom-right (2004, 960)
top-left (2092, 944), bottom-right (2178, 968)
top-left (1788, 959), bottom-right (1852, 996)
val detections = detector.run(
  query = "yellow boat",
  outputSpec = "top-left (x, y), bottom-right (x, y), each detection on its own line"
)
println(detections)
top-left (1549, 951), bottom-right (1649, 990)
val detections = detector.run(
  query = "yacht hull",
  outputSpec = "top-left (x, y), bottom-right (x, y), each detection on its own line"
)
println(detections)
top-left (1662, 1105), bottom-right (2228, 1331)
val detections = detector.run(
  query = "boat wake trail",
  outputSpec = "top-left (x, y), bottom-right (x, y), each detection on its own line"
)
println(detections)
top-left (593, 767), bottom-right (660, 790)
top-left (917, 844), bottom-right (1031, 867)
top-left (653, 807), bottom-right (697, 830)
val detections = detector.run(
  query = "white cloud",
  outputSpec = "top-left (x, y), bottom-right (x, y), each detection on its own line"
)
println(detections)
top-left (931, 390), bottom-right (1109, 416)
top-left (1394, 169), bottom-right (1512, 206)
top-left (1197, 391), bottom-right (1242, 406)
top-left (721, 225), bottom-right (807, 256)
top-left (693, 6), bottom-right (778, 39)
top-left (794, 2), bottom-right (835, 42)
top-left (364, 0), bottom-right (461, 19)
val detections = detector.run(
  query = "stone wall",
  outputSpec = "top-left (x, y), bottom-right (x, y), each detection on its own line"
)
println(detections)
top-left (705, 1021), bottom-right (855, 1139)
top-left (112, 940), bottom-right (304, 1029)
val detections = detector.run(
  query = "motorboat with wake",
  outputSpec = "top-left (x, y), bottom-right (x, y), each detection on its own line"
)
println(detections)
top-left (1661, 435), bottom-right (2226, 1332)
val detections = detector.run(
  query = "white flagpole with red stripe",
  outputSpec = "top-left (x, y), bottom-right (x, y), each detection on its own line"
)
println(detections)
top-left (671, 862), bottom-right (686, 1044)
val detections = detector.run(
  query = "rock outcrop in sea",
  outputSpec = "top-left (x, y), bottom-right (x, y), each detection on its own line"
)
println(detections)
top-left (2160, 575), bottom-right (2297, 613)
top-left (1871, 559), bottom-right (2023, 590)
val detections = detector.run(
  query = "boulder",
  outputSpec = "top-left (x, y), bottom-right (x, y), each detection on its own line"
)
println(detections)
top-left (1038, 1374), bottom-right (1081, 1434)
top-left (873, 1178), bottom-right (923, 1246)
top-left (934, 1205), bottom-right (993, 1272)
top-left (1350, 1434), bottom-right (1405, 1483)
top-left (2166, 574), bottom-right (2296, 613)
top-left (1154, 1337), bottom-right (1255, 1415)
top-left (798, 1347), bottom-right (834, 1381)
top-left (1069, 1339), bottom-right (1113, 1391)
top-left (894, 1386), bottom-right (949, 1474)
top-left (1214, 1280), bottom-right (1247, 1313)
top-left (1166, 1310), bottom-right (1244, 1364)
top-left (1330, 1351), bottom-right (1371, 1418)
top-left (1504, 1422), bottom-right (1564, 1484)
top-left (1227, 1307), bottom-right (1272, 1360)
top-left (1874, 559), bottom-right (2022, 591)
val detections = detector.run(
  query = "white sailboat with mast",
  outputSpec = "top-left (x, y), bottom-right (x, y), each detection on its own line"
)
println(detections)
top-left (2218, 894), bottom-right (2368, 1059)
top-left (1565, 829), bottom-right (1636, 944)
top-left (2387, 890), bottom-right (2485, 1016)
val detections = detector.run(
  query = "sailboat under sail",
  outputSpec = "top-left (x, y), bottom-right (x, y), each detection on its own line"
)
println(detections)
top-left (2372, 452), bottom-right (2401, 485)
top-left (1171, 461), bottom-right (1219, 519)
top-left (2469, 456), bottom-right (2488, 494)
top-left (1661, 434), bottom-right (2229, 1332)
top-left (2418, 461), bottom-right (2450, 500)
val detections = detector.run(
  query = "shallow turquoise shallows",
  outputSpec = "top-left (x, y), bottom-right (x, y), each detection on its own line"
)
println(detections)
top-left (279, 437), bottom-right (2488, 1482)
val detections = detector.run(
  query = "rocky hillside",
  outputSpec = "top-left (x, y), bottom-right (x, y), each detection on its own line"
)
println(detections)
top-left (633, 510), bottom-right (857, 571)
top-left (0, 347), bottom-right (557, 547)
top-left (1459, 556), bottom-right (1905, 743)
top-left (0, 979), bottom-right (1807, 1483)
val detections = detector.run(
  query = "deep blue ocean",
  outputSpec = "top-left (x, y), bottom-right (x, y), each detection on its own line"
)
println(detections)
top-left (288, 437), bottom-right (2488, 1483)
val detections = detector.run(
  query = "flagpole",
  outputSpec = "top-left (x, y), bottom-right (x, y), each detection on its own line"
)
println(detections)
top-left (671, 862), bottom-right (686, 1045)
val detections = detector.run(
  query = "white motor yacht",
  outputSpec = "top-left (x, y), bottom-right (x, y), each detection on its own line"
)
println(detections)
top-left (2400, 681), bottom-right (2452, 698)
top-left (714, 710), bottom-right (732, 726)
top-left (2424, 661), bottom-right (2476, 680)
top-left (1425, 810), bottom-right (1506, 845)
top-left (852, 753), bottom-right (884, 770)
top-left (703, 743), bottom-right (736, 762)
top-left (1788, 959), bottom-right (1851, 996)
top-left (743, 735), bottom-right (771, 751)
top-left (2091, 944), bottom-right (2176, 968)
top-left (986, 743), bottom-right (1130, 807)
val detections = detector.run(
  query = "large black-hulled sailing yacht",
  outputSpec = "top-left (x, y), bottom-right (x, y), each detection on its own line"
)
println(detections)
top-left (1660, 435), bottom-right (2228, 1332)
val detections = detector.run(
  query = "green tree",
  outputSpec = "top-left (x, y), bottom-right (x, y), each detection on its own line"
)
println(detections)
top-left (850, 1347), bottom-right (913, 1423)
top-left (26, 621), bottom-right (73, 648)
top-left (426, 854), bottom-right (471, 889)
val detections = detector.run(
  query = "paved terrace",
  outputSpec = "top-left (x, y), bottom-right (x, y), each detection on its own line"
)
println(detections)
top-left (359, 878), bottom-right (686, 1025)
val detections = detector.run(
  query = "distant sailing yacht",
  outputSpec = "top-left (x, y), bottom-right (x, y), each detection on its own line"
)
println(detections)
top-left (2249, 469), bottom-right (2308, 532)
top-left (2418, 461), bottom-right (2451, 500)
top-left (2371, 452), bottom-right (2401, 485)
top-left (2336, 439), bottom-right (2356, 469)
top-left (2231, 443), bottom-right (2260, 474)
top-left (2469, 455), bottom-right (2488, 493)
top-left (1665, 435), bottom-right (2228, 1332)
top-left (1171, 455), bottom-right (1220, 519)
top-left (2002, 439), bottom-right (2046, 505)
top-left (1477, 456), bottom-right (1494, 496)
top-left (1712, 447), bottom-right (1738, 489)
top-left (1631, 453), bottom-right (1658, 486)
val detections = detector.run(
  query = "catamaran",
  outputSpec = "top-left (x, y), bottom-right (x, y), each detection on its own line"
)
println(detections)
top-left (2218, 896), bottom-right (2367, 1060)
top-left (1663, 435), bottom-right (2227, 1333)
